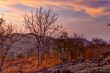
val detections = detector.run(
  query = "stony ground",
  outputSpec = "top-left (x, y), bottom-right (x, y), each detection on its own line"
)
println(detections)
top-left (33, 55), bottom-right (110, 73)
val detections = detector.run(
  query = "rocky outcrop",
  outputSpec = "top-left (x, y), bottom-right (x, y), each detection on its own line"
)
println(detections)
top-left (30, 56), bottom-right (110, 73)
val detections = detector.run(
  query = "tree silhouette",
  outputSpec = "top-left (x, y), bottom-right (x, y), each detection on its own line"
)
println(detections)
top-left (0, 16), bottom-right (21, 72)
top-left (24, 7), bottom-right (62, 66)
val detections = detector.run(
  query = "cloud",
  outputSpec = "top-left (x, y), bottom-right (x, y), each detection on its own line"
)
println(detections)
top-left (0, 0), bottom-right (109, 40)
top-left (0, 0), bottom-right (109, 23)
top-left (0, 0), bottom-right (108, 17)
top-left (64, 1), bottom-right (107, 17)
top-left (0, 0), bottom-right (18, 7)
top-left (19, 0), bottom-right (64, 7)
top-left (72, 5), bottom-right (107, 17)
top-left (18, 0), bottom-right (108, 17)
top-left (84, 7), bottom-right (106, 16)
top-left (0, 0), bottom-right (24, 23)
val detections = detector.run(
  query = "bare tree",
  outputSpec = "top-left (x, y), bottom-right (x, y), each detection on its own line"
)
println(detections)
top-left (54, 31), bottom-right (68, 61)
top-left (0, 17), bottom-right (21, 72)
top-left (24, 7), bottom-right (62, 66)
top-left (71, 33), bottom-right (87, 60)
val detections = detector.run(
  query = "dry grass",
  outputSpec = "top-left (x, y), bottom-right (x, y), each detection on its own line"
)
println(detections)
top-left (2, 45), bottom-right (110, 73)
top-left (1, 57), bottom-right (61, 73)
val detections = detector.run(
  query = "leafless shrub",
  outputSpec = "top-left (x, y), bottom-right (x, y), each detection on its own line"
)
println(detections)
top-left (24, 7), bottom-right (62, 66)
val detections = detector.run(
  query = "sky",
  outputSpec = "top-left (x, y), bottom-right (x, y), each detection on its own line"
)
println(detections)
top-left (0, 0), bottom-right (110, 40)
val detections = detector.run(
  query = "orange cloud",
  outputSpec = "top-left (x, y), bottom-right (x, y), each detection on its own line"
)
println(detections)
top-left (0, 0), bottom-right (108, 25)
top-left (65, 2), bottom-right (107, 17)
top-left (19, 0), bottom-right (107, 17)
top-left (0, 0), bottom-right (23, 23)
top-left (19, 0), bottom-right (64, 7)
top-left (0, 0), bottom-right (107, 17)
top-left (73, 5), bottom-right (106, 17)
top-left (0, 0), bottom-right (18, 7)
top-left (84, 7), bottom-right (106, 16)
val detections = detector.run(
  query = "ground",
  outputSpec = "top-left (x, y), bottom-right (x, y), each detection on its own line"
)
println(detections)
top-left (2, 57), bottom-right (61, 73)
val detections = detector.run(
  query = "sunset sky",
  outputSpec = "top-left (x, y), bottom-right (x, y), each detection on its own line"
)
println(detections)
top-left (0, 0), bottom-right (110, 40)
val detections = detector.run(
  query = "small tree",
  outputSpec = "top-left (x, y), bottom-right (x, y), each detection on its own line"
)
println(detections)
top-left (54, 31), bottom-right (68, 61)
top-left (54, 33), bottom-right (87, 61)
top-left (24, 7), bottom-right (62, 66)
top-left (0, 15), bottom-right (21, 72)
top-left (72, 33), bottom-right (86, 59)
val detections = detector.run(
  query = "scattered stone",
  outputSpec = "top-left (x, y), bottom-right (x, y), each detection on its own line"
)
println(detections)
top-left (31, 56), bottom-right (110, 73)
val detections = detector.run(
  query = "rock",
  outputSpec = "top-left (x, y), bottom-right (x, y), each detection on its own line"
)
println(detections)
top-left (89, 57), bottom-right (102, 64)
top-left (30, 56), bottom-right (110, 73)
top-left (67, 63), bottom-right (97, 73)
top-left (100, 56), bottom-right (110, 66)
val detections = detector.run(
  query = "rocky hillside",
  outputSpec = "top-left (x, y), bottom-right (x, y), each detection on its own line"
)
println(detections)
top-left (32, 54), bottom-right (110, 73)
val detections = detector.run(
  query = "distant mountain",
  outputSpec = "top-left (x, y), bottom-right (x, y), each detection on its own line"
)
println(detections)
top-left (8, 33), bottom-right (54, 56)
top-left (8, 33), bottom-right (35, 56)
top-left (7, 33), bottom-right (103, 57)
